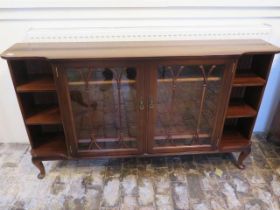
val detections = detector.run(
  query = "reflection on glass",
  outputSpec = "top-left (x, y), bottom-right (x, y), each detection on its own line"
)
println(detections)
top-left (155, 64), bottom-right (224, 147)
top-left (67, 67), bottom-right (138, 151)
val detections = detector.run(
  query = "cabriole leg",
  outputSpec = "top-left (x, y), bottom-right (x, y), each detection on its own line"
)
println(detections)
top-left (235, 148), bottom-right (251, 169)
top-left (32, 158), bottom-right (46, 179)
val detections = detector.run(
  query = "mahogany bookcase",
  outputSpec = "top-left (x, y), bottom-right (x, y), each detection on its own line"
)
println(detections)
top-left (1, 40), bottom-right (279, 179)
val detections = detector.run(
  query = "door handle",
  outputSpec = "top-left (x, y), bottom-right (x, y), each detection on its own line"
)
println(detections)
top-left (148, 97), bottom-right (154, 109)
top-left (139, 100), bottom-right (145, 111)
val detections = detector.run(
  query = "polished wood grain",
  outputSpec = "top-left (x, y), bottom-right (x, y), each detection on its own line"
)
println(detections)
top-left (1, 39), bottom-right (279, 59)
top-left (32, 158), bottom-right (46, 179)
top-left (220, 128), bottom-right (250, 151)
top-left (227, 99), bottom-right (257, 118)
top-left (25, 107), bottom-right (61, 125)
top-left (2, 39), bottom-right (279, 178)
top-left (31, 135), bottom-right (67, 159)
top-left (16, 77), bottom-right (55, 92)
top-left (233, 74), bottom-right (266, 87)
top-left (235, 148), bottom-right (251, 169)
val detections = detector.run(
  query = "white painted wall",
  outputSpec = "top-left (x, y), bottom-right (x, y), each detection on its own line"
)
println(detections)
top-left (0, 0), bottom-right (280, 143)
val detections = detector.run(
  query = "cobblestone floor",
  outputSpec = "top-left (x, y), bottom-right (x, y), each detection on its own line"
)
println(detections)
top-left (1, 134), bottom-right (280, 210)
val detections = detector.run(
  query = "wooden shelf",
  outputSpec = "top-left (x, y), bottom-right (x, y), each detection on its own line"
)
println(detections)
top-left (25, 107), bottom-right (61, 125)
top-left (31, 134), bottom-right (68, 159)
top-left (227, 100), bottom-right (257, 118)
top-left (220, 128), bottom-right (250, 151)
top-left (16, 77), bottom-right (55, 92)
top-left (233, 73), bottom-right (266, 87)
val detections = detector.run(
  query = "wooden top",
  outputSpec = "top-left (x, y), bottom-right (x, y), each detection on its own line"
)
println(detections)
top-left (1, 39), bottom-right (279, 59)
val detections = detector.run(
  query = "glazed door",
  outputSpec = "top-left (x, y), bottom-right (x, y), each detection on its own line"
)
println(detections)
top-left (147, 58), bottom-right (234, 153)
top-left (57, 61), bottom-right (146, 156)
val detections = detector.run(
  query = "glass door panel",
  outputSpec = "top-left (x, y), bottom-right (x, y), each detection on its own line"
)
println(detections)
top-left (65, 66), bottom-right (142, 155)
top-left (152, 64), bottom-right (226, 150)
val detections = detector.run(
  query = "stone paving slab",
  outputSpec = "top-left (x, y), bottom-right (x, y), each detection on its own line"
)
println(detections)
top-left (1, 134), bottom-right (280, 210)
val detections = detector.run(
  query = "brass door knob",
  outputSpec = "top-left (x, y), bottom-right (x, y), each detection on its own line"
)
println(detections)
top-left (139, 100), bottom-right (145, 111)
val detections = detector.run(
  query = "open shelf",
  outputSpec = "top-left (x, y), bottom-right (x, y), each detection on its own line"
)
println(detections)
top-left (226, 99), bottom-right (257, 118)
top-left (236, 54), bottom-right (273, 82)
top-left (25, 107), bottom-right (61, 125)
top-left (16, 77), bottom-right (55, 92)
top-left (233, 73), bottom-right (266, 87)
top-left (19, 92), bottom-right (59, 120)
top-left (219, 117), bottom-right (254, 151)
top-left (28, 124), bottom-right (67, 158)
top-left (9, 59), bottom-right (55, 89)
top-left (31, 134), bottom-right (67, 159)
top-left (7, 59), bottom-right (68, 160)
top-left (220, 128), bottom-right (250, 150)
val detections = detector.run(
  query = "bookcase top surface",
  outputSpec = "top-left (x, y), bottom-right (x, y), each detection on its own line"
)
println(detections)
top-left (1, 39), bottom-right (279, 59)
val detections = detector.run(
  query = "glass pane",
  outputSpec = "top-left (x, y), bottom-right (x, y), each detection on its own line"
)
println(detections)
top-left (154, 64), bottom-right (225, 148)
top-left (66, 67), bottom-right (138, 151)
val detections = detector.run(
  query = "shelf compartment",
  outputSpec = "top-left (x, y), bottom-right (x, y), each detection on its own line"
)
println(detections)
top-left (25, 107), bottom-right (61, 125)
top-left (28, 124), bottom-right (67, 158)
top-left (236, 54), bottom-right (274, 81)
top-left (9, 59), bottom-right (54, 88)
top-left (18, 92), bottom-right (59, 120)
top-left (16, 77), bottom-right (55, 92)
top-left (226, 99), bottom-right (257, 118)
top-left (233, 73), bottom-right (266, 87)
top-left (220, 128), bottom-right (250, 151)
top-left (31, 134), bottom-right (67, 159)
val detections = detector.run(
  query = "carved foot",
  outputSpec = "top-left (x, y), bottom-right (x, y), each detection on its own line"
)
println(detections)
top-left (32, 158), bottom-right (46, 179)
top-left (235, 148), bottom-right (251, 170)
